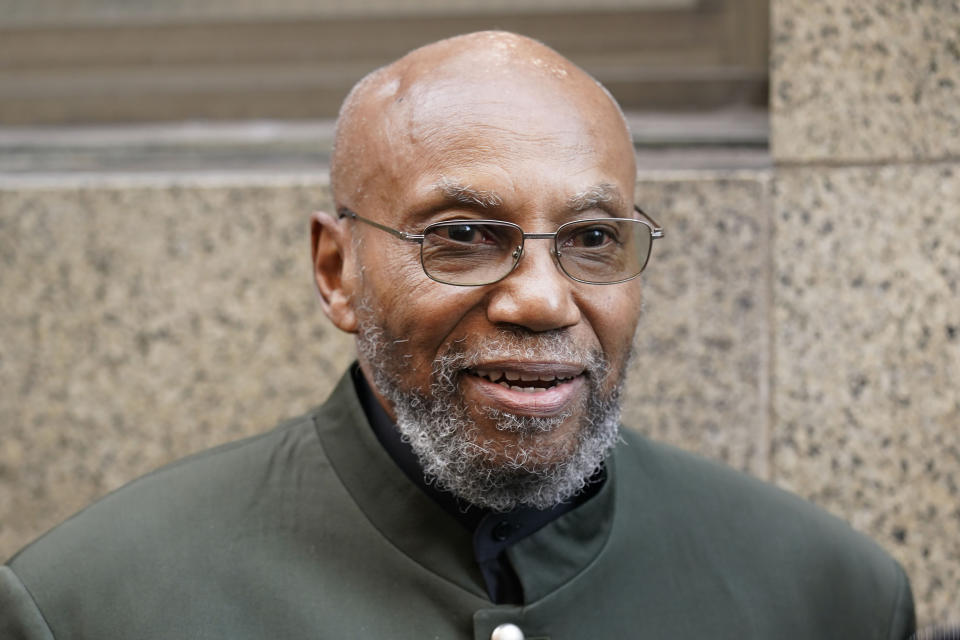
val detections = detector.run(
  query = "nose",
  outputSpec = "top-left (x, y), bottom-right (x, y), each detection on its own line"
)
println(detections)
top-left (484, 239), bottom-right (581, 332)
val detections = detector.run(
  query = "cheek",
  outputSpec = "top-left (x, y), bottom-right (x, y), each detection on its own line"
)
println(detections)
top-left (357, 240), bottom-right (423, 304)
top-left (582, 283), bottom-right (643, 361)
top-left (362, 257), bottom-right (483, 360)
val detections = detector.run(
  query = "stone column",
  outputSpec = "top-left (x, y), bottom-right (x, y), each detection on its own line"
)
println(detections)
top-left (770, 0), bottom-right (960, 624)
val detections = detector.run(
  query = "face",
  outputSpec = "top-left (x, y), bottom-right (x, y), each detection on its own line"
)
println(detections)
top-left (329, 64), bottom-right (643, 510)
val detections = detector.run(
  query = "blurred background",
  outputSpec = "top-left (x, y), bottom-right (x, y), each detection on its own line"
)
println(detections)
top-left (0, 0), bottom-right (768, 172)
top-left (1, 0), bottom-right (957, 626)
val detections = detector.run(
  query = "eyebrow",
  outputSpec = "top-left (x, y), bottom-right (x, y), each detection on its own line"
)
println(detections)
top-left (434, 177), bottom-right (503, 209)
top-left (566, 183), bottom-right (624, 213)
top-left (427, 178), bottom-right (625, 217)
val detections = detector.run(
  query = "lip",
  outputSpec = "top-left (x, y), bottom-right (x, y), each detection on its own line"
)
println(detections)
top-left (468, 361), bottom-right (586, 378)
top-left (461, 361), bottom-right (587, 417)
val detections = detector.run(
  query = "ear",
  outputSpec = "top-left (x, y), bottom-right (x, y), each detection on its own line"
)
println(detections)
top-left (310, 211), bottom-right (359, 333)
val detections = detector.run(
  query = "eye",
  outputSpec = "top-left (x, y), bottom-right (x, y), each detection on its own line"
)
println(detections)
top-left (446, 224), bottom-right (484, 243)
top-left (565, 224), bottom-right (619, 249)
top-left (432, 223), bottom-right (503, 245)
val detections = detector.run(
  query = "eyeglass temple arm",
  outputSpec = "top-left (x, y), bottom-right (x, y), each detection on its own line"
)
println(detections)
top-left (634, 205), bottom-right (664, 239)
top-left (338, 208), bottom-right (423, 242)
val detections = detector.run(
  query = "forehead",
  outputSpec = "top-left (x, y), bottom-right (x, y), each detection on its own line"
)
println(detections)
top-left (410, 66), bottom-right (625, 155)
top-left (360, 73), bottom-right (635, 222)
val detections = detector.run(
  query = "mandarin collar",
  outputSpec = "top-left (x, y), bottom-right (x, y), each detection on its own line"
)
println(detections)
top-left (313, 365), bottom-right (616, 604)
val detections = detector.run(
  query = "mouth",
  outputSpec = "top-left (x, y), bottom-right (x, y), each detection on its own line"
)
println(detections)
top-left (467, 367), bottom-right (578, 393)
top-left (462, 362), bottom-right (587, 417)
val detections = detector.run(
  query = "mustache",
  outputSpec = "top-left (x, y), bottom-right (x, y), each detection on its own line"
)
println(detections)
top-left (432, 329), bottom-right (606, 375)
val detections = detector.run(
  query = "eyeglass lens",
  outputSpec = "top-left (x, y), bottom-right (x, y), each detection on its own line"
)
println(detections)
top-left (421, 221), bottom-right (521, 286)
top-left (420, 219), bottom-right (652, 286)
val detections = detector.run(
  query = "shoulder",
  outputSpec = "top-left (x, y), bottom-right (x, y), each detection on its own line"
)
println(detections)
top-left (612, 428), bottom-right (896, 564)
top-left (9, 369), bottom-right (364, 571)
top-left (611, 429), bottom-right (915, 637)
top-left (1, 372), bottom-right (378, 637)
top-left (6, 408), bottom-right (325, 587)
top-left (614, 428), bottom-right (873, 549)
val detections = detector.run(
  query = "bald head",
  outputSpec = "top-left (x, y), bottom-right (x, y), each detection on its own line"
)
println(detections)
top-left (330, 31), bottom-right (634, 210)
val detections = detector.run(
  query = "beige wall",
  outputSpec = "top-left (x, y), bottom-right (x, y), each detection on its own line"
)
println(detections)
top-left (770, 0), bottom-right (960, 624)
top-left (1, 0), bottom-right (958, 627)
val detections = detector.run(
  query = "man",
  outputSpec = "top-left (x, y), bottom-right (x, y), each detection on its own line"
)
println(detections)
top-left (1, 32), bottom-right (915, 639)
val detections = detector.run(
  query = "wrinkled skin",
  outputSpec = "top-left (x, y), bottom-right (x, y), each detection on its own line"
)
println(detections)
top-left (311, 31), bottom-right (643, 478)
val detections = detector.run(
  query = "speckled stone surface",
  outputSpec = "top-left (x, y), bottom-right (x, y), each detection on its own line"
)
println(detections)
top-left (626, 174), bottom-right (771, 478)
top-left (0, 177), bottom-right (357, 560)
top-left (771, 0), bottom-right (960, 162)
top-left (0, 172), bottom-right (772, 562)
top-left (772, 164), bottom-right (960, 624)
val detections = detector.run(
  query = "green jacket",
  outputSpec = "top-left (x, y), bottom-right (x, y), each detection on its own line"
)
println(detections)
top-left (2, 370), bottom-right (915, 639)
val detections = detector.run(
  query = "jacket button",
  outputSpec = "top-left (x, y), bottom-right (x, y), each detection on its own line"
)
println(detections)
top-left (491, 623), bottom-right (524, 640)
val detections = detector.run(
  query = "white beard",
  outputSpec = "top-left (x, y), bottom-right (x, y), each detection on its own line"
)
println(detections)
top-left (355, 304), bottom-right (627, 512)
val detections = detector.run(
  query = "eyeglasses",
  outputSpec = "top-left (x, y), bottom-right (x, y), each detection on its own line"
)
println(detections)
top-left (338, 206), bottom-right (663, 286)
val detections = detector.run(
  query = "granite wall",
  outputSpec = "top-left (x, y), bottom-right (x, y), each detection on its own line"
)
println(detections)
top-left (770, 0), bottom-right (960, 625)
top-left (0, 177), bottom-right (354, 557)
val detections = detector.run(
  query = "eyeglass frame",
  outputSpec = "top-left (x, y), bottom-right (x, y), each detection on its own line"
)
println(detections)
top-left (337, 205), bottom-right (664, 286)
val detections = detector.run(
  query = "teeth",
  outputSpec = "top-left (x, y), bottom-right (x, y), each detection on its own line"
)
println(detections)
top-left (512, 384), bottom-right (542, 393)
top-left (472, 368), bottom-right (576, 386)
